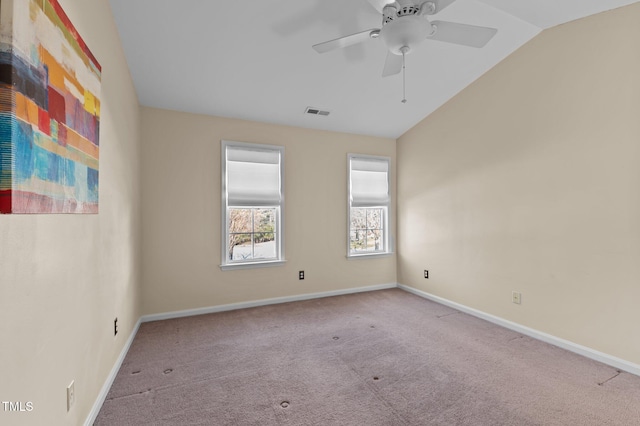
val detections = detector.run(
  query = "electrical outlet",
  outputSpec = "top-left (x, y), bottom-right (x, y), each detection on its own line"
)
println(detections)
top-left (512, 291), bottom-right (522, 305)
top-left (424, 270), bottom-right (429, 279)
top-left (114, 318), bottom-right (118, 336)
top-left (67, 380), bottom-right (75, 411)
top-left (299, 271), bottom-right (304, 280)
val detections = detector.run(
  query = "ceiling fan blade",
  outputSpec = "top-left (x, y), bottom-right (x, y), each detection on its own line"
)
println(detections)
top-left (382, 51), bottom-right (403, 77)
top-left (429, 21), bottom-right (497, 48)
top-left (312, 29), bottom-right (379, 53)
top-left (367, 0), bottom-right (394, 13)
top-left (432, 0), bottom-right (458, 13)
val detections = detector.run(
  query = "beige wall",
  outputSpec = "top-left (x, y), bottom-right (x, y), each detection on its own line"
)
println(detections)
top-left (0, 1), bottom-right (142, 425)
top-left (141, 108), bottom-right (396, 315)
top-left (398, 4), bottom-right (640, 365)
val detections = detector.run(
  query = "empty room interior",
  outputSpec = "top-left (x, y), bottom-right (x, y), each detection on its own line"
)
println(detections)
top-left (1, 0), bottom-right (640, 425)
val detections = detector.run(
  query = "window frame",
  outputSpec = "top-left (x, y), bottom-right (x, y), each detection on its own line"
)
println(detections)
top-left (221, 140), bottom-right (285, 270)
top-left (347, 154), bottom-right (392, 259)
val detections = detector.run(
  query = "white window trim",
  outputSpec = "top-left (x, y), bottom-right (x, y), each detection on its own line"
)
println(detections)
top-left (347, 252), bottom-right (394, 260)
top-left (221, 140), bottom-right (285, 269)
top-left (220, 260), bottom-right (286, 271)
top-left (347, 153), bottom-right (393, 258)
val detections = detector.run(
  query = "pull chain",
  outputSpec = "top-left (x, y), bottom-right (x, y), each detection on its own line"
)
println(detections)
top-left (401, 48), bottom-right (407, 104)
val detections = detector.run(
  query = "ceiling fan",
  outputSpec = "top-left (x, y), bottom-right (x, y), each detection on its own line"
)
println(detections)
top-left (312, 0), bottom-right (498, 101)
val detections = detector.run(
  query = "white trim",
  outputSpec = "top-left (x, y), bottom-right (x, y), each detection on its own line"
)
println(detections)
top-left (347, 252), bottom-right (394, 260)
top-left (398, 284), bottom-right (640, 377)
top-left (141, 283), bottom-right (398, 323)
top-left (84, 318), bottom-right (142, 426)
top-left (220, 259), bottom-right (286, 271)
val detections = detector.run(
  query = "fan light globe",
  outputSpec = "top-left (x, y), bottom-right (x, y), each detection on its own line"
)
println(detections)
top-left (380, 15), bottom-right (433, 55)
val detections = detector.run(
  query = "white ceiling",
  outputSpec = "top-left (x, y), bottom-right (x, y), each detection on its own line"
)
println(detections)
top-left (108, 0), bottom-right (639, 139)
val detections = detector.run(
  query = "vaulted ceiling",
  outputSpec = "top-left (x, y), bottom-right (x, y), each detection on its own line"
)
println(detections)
top-left (109, 0), bottom-right (639, 139)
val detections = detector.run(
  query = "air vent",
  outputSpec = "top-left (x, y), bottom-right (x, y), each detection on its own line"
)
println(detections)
top-left (305, 107), bottom-right (330, 117)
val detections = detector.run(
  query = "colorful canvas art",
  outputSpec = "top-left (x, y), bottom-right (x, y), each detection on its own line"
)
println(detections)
top-left (0, 0), bottom-right (101, 213)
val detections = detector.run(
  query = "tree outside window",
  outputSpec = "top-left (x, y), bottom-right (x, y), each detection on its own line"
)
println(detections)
top-left (228, 208), bottom-right (276, 261)
top-left (350, 207), bottom-right (384, 252)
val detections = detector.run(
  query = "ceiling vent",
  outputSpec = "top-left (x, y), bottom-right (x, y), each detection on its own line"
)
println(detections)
top-left (305, 107), bottom-right (330, 117)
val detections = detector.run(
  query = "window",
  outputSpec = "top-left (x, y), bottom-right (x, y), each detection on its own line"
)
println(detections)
top-left (221, 141), bottom-right (284, 268)
top-left (348, 154), bottom-right (391, 257)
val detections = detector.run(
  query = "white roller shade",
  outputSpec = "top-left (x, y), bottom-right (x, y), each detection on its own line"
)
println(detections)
top-left (226, 146), bottom-right (281, 206)
top-left (350, 157), bottom-right (390, 207)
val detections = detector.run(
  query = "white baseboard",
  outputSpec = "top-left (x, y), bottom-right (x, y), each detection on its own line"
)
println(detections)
top-left (141, 283), bottom-right (398, 323)
top-left (84, 318), bottom-right (142, 426)
top-left (398, 284), bottom-right (640, 377)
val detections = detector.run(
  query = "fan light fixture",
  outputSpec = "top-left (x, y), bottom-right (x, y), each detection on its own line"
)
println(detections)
top-left (380, 11), bottom-right (433, 54)
top-left (379, 15), bottom-right (434, 103)
top-left (378, 4), bottom-right (435, 102)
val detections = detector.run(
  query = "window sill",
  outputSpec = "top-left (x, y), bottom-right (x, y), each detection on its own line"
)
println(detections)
top-left (347, 252), bottom-right (393, 260)
top-left (220, 260), bottom-right (286, 271)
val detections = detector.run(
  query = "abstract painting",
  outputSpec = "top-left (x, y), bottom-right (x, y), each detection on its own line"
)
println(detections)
top-left (0, 0), bottom-right (101, 213)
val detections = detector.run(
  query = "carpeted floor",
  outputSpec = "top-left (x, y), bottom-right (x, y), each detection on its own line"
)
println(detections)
top-left (95, 289), bottom-right (640, 425)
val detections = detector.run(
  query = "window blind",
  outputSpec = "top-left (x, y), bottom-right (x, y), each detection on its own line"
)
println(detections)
top-left (226, 146), bottom-right (281, 206)
top-left (350, 157), bottom-right (390, 207)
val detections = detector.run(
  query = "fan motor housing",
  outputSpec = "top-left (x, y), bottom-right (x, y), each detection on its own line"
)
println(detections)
top-left (384, 4), bottom-right (422, 23)
top-left (398, 5), bottom-right (421, 16)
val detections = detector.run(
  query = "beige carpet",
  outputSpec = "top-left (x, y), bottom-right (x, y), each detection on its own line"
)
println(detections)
top-left (95, 289), bottom-right (640, 425)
